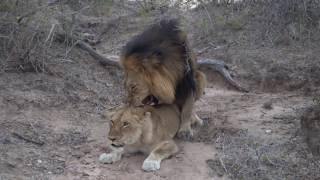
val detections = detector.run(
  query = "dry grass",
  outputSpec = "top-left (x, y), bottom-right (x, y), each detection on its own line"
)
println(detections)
top-left (192, 0), bottom-right (320, 47)
top-left (208, 130), bottom-right (320, 179)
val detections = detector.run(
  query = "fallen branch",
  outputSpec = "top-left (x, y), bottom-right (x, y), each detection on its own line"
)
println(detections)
top-left (55, 32), bottom-right (120, 67)
top-left (12, 132), bottom-right (45, 146)
top-left (76, 41), bottom-right (119, 67)
top-left (198, 58), bottom-right (249, 92)
top-left (55, 29), bottom-right (247, 91)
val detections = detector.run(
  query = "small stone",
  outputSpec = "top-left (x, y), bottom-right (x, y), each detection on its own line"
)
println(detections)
top-left (263, 101), bottom-right (273, 110)
top-left (72, 151), bottom-right (85, 159)
top-left (37, 159), bottom-right (42, 164)
top-left (265, 129), bottom-right (272, 134)
top-left (81, 145), bottom-right (92, 154)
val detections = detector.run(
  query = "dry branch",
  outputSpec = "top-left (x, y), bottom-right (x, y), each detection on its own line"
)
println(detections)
top-left (55, 32), bottom-right (120, 67)
top-left (198, 58), bottom-right (249, 92)
top-left (76, 41), bottom-right (119, 67)
top-left (54, 31), bottom-right (248, 92)
top-left (12, 132), bottom-right (45, 146)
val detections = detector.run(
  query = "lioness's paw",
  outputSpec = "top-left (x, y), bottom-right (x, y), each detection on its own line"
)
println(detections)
top-left (142, 159), bottom-right (161, 171)
top-left (99, 153), bottom-right (121, 164)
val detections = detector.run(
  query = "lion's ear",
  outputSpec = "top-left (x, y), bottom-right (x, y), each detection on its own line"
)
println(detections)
top-left (141, 58), bottom-right (160, 71)
top-left (140, 50), bottom-right (163, 70)
top-left (144, 112), bottom-right (151, 118)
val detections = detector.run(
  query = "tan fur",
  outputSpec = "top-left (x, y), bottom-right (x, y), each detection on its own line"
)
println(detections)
top-left (100, 105), bottom-right (181, 171)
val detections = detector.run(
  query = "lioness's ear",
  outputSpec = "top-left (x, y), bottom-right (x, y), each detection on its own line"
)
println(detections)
top-left (105, 104), bottom-right (127, 120)
top-left (105, 109), bottom-right (116, 120)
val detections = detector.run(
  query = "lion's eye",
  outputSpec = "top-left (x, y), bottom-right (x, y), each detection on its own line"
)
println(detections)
top-left (122, 121), bottom-right (130, 128)
top-left (130, 84), bottom-right (137, 92)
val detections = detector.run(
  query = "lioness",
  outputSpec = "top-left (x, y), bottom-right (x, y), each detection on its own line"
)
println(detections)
top-left (99, 104), bottom-right (196, 171)
top-left (120, 19), bottom-right (206, 138)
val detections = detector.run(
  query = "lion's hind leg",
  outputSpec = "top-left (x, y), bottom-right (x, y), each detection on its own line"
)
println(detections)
top-left (142, 140), bottom-right (178, 171)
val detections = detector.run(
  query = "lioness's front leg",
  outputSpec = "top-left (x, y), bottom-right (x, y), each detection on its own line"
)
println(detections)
top-left (99, 146), bottom-right (123, 164)
top-left (142, 140), bottom-right (178, 171)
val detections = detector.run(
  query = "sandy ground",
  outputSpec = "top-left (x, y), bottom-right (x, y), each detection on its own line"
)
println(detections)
top-left (1, 65), bottom-right (318, 180)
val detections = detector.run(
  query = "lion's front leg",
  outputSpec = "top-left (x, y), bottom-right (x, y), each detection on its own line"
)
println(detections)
top-left (142, 140), bottom-right (178, 171)
top-left (99, 146), bottom-right (123, 164)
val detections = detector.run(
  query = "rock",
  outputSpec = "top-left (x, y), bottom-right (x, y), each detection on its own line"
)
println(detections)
top-left (263, 101), bottom-right (273, 110)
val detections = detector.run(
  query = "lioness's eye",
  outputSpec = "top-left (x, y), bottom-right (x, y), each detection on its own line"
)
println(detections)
top-left (123, 121), bottom-right (130, 128)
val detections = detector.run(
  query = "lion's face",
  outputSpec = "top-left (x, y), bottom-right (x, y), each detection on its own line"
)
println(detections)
top-left (107, 106), bottom-right (147, 147)
top-left (124, 70), bottom-right (158, 106)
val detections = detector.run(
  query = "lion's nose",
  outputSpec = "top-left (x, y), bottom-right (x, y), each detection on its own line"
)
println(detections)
top-left (108, 136), bottom-right (116, 141)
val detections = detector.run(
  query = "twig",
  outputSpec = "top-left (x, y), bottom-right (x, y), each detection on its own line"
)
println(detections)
top-left (45, 23), bottom-right (57, 43)
top-left (219, 157), bottom-right (229, 174)
top-left (12, 132), bottom-right (44, 146)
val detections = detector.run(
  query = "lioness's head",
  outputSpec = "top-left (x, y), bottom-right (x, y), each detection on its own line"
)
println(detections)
top-left (107, 106), bottom-right (151, 147)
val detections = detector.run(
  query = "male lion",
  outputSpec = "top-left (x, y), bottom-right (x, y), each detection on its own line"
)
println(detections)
top-left (99, 104), bottom-right (185, 171)
top-left (120, 19), bottom-right (206, 137)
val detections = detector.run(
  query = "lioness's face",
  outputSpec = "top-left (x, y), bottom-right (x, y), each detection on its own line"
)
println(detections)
top-left (108, 107), bottom-right (143, 147)
top-left (124, 70), bottom-right (158, 106)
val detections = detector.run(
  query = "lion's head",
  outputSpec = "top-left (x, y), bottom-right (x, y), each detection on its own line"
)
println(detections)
top-left (107, 105), bottom-right (151, 147)
top-left (120, 20), bottom-right (190, 107)
top-left (123, 66), bottom-right (155, 106)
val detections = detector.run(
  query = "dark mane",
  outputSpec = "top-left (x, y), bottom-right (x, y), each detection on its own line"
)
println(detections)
top-left (122, 19), bottom-right (196, 110)
top-left (121, 19), bottom-right (184, 59)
